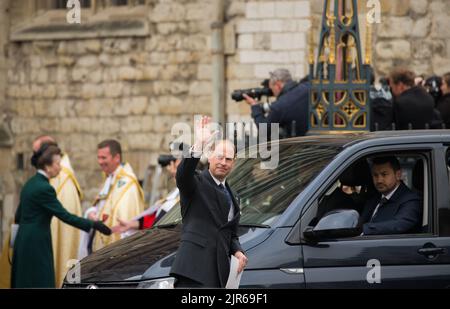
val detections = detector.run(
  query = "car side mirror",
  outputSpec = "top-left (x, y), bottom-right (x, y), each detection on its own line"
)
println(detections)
top-left (303, 209), bottom-right (362, 242)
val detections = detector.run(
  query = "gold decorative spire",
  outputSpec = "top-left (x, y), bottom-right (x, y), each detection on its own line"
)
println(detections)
top-left (327, 15), bottom-right (336, 65)
top-left (308, 19), bottom-right (315, 65)
top-left (364, 21), bottom-right (372, 65)
top-left (346, 37), bottom-right (355, 64)
top-left (319, 52), bottom-right (326, 63)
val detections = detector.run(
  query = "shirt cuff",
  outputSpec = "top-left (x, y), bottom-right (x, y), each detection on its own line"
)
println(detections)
top-left (83, 207), bottom-right (97, 219)
top-left (190, 145), bottom-right (203, 158)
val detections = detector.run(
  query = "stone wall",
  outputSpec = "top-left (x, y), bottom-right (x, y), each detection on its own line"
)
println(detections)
top-left (0, 0), bottom-right (13, 247)
top-left (374, 0), bottom-right (450, 77)
top-left (5, 1), bottom-right (214, 205)
top-left (0, 1), bottom-right (9, 110)
top-left (225, 0), bottom-right (311, 120)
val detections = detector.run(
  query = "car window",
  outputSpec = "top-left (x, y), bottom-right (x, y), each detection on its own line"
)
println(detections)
top-left (439, 150), bottom-right (450, 237)
top-left (228, 142), bottom-right (341, 226)
top-left (447, 150), bottom-right (450, 188)
top-left (309, 152), bottom-right (430, 236)
top-left (156, 141), bottom-right (342, 227)
top-left (155, 200), bottom-right (181, 226)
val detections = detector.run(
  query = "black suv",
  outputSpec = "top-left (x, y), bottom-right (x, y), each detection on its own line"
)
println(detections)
top-left (64, 131), bottom-right (450, 288)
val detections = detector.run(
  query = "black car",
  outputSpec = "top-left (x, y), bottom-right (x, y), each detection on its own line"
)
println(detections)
top-left (64, 131), bottom-right (450, 288)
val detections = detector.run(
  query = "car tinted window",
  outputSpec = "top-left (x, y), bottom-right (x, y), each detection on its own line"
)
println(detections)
top-left (439, 150), bottom-right (450, 236)
top-left (309, 152), bottom-right (430, 236)
top-left (228, 142), bottom-right (341, 226)
top-left (155, 200), bottom-right (182, 226)
top-left (447, 150), bottom-right (450, 184)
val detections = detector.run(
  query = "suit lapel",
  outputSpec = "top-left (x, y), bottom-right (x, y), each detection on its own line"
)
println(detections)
top-left (369, 183), bottom-right (406, 220)
top-left (225, 182), bottom-right (241, 222)
top-left (381, 182), bottom-right (406, 214)
top-left (388, 182), bottom-right (406, 203)
top-left (364, 196), bottom-right (380, 222)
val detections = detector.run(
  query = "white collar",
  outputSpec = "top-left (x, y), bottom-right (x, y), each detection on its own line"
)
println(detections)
top-left (383, 183), bottom-right (400, 200)
top-left (99, 166), bottom-right (121, 197)
top-left (108, 164), bottom-right (122, 178)
top-left (37, 169), bottom-right (49, 179)
top-left (209, 170), bottom-right (226, 187)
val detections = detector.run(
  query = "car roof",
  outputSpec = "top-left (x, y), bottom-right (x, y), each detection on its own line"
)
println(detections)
top-left (278, 130), bottom-right (450, 149)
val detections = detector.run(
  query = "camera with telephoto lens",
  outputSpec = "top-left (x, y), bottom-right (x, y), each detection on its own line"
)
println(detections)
top-left (424, 75), bottom-right (442, 104)
top-left (370, 77), bottom-right (392, 102)
top-left (157, 142), bottom-right (190, 167)
top-left (157, 154), bottom-right (177, 167)
top-left (231, 79), bottom-right (274, 102)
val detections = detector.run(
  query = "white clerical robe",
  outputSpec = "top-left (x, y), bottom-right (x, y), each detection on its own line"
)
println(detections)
top-left (50, 154), bottom-right (83, 288)
top-left (78, 163), bottom-right (144, 257)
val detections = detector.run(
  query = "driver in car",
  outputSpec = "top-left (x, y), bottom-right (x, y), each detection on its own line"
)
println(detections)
top-left (359, 156), bottom-right (422, 235)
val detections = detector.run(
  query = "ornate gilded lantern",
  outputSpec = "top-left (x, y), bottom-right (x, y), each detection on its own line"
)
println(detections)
top-left (309, 0), bottom-right (372, 133)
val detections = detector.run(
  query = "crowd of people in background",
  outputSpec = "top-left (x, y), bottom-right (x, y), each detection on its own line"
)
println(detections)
top-left (371, 69), bottom-right (450, 131)
top-left (242, 67), bottom-right (450, 141)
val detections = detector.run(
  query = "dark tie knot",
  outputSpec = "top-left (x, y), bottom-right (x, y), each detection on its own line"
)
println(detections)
top-left (380, 197), bottom-right (388, 205)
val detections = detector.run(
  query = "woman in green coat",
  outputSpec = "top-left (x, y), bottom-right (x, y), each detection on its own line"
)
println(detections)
top-left (12, 144), bottom-right (111, 288)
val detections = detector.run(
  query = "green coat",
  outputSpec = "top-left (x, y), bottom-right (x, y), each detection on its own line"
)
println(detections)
top-left (12, 173), bottom-right (93, 288)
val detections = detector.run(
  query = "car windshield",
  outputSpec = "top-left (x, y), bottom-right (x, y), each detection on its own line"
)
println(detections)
top-left (156, 141), bottom-right (342, 228)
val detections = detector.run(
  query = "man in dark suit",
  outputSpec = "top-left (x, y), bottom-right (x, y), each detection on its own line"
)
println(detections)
top-left (389, 68), bottom-right (437, 130)
top-left (360, 156), bottom-right (422, 236)
top-left (170, 116), bottom-right (247, 288)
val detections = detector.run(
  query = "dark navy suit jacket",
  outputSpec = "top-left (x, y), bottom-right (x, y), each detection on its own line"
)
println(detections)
top-left (251, 81), bottom-right (309, 138)
top-left (170, 157), bottom-right (242, 287)
top-left (360, 182), bottom-right (422, 235)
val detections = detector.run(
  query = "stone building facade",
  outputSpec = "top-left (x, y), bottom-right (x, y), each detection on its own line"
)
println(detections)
top-left (373, 0), bottom-right (450, 76)
top-left (0, 0), bottom-right (14, 246)
top-left (0, 0), bottom-right (450, 247)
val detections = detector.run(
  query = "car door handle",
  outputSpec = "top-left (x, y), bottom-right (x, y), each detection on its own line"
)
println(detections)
top-left (418, 247), bottom-right (445, 256)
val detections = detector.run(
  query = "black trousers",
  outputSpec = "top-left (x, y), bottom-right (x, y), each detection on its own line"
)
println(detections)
top-left (174, 275), bottom-right (204, 288)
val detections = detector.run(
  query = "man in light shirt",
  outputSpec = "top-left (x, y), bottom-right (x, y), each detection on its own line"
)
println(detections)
top-left (359, 156), bottom-right (422, 235)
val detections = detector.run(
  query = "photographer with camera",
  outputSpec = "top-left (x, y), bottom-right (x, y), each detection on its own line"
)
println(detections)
top-left (240, 68), bottom-right (310, 139)
top-left (369, 69), bottom-right (394, 131)
top-left (436, 72), bottom-right (450, 128)
top-left (424, 75), bottom-right (443, 106)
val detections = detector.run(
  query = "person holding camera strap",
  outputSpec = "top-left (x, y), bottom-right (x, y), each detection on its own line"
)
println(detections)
top-left (243, 68), bottom-right (310, 139)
